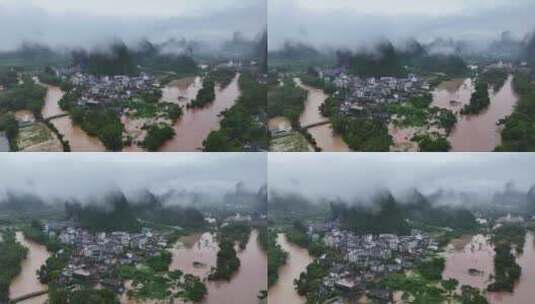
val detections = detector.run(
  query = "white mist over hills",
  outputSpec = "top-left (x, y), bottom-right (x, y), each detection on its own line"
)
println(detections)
top-left (0, 153), bottom-right (267, 205)
top-left (0, 0), bottom-right (266, 51)
top-left (268, 0), bottom-right (535, 50)
top-left (268, 153), bottom-right (535, 205)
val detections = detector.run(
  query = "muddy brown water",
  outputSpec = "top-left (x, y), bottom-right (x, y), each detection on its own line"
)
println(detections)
top-left (431, 76), bottom-right (518, 151)
top-left (168, 230), bottom-right (267, 304)
top-left (9, 232), bottom-right (50, 304)
top-left (296, 79), bottom-right (350, 152)
top-left (442, 232), bottom-right (535, 304)
top-left (267, 233), bottom-right (314, 304)
top-left (41, 85), bottom-right (106, 152)
top-left (158, 75), bottom-right (240, 152)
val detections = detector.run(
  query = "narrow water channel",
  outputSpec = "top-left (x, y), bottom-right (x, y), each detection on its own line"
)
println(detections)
top-left (41, 84), bottom-right (106, 152)
top-left (296, 79), bottom-right (351, 152)
top-left (168, 230), bottom-right (267, 304)
top-left (442, 232), bottom-right (535, 304)
top-left (9, 232), bottom-right (50, 304)
top-left (158, 74), bottom-right (240, 152)
top-left (431, 76), bottom-right (518, 151)
top-left (267, 233), bottom-right (314, 304)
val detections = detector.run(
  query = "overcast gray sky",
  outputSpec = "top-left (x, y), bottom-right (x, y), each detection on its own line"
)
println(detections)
top-left (268, 0), bottom-right (535, 50)
top-left (0, 153), bottom-right (266, 203)
top-left (268, 153), bottom-right (535, 202)
top-left (0, 0), bottom-right (266, 51)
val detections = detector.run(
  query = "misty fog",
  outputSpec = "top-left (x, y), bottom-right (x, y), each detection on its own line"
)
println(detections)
top-left (0, 0), bottom-right (266, 51)
top-left (0, 153), bottom-right (267, 206)
top-left (268, 153), bottom-right (535, 206)
top-left (268, 0), bottom-right (535, 51)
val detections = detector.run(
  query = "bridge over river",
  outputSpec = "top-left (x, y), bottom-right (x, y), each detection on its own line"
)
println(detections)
top-left (44, 113), bottom-right (69, 122)
top-left (301, 120), bottom-right (331, 130)
top-left (9, 289), bottom-right (48, 303)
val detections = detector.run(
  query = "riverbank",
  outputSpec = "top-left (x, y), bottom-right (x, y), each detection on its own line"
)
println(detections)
top-left (442, 232), bottom-right (535, 304)
top-left (268, 234), bottom-right (314, 304)
top-left (41, 83), bottom-right (106, 152)
top-left (168, 230), bottom-right (267, 304)
top-left (9, 232), bottom-right (50, 304)
top-left (158, 74), bottom-right (241, 152)
top-left (296, 80), bottom-right (351, 152)
top-left (431, 75), bottom-right (518, 151)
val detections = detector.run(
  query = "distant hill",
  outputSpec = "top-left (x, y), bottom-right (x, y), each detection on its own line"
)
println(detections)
top-left (331, 190), bottom-right (477, 235)
top-left (71, 39), bottom-right (198, 76)
top-left (269, 42), bottom-right (334, 68)
top-left (0, 192), bottom-right (63, 218)
top-left (65, 190), bottom-right (205, 232)
top-left (337, 40), bottom-right (469, 77)
top-left (0, 42), bottom-right (69, 69)
top-left (133, 39), bottom-right (198, 76)
top-left (72, 41), bottom-right (138, 76)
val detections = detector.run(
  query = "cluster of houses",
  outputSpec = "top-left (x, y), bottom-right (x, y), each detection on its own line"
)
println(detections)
top-left (314, 67), bottom-right (431, 114)
top-left (307, 223), bottom-right (439, 302)
top-left (55, 68), bottom-right (161, 107)
top-left (43, 222), bottom-right (169, 292)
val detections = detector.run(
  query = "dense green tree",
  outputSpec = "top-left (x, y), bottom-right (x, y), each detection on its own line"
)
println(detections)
top-left (204, 72), bottom-right (267, 151)
top-left (189, 78), bottom-right (216, 108)
top-left (268, 80), bottom-right (307, 125)
top-left (461, 81), bottom-right (491, 115)
top-left (71, 108), bottom-right (124, 151)
top-left (487, 243), bottom-right (521, 292)
top-left (141, 124), bottom-right (175, 151)
top-left (414, 134), bottom-right (451, 152)
top-left (208, 239), bottom-right (241, 281)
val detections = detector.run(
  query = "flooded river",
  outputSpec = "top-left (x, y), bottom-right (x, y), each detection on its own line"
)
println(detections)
top-left (268, 233), bottom-right (314, 304)
top-left (442, 232), bottom-right (535, 304)
top-left (9, 232), bottom-right (50, 304)
top-left (41, 84), bottom-right (106, 152)
top-left (169, 230), bottom-right (267, 304)
top-left (431, 76), bottom-right (518, 151)
top-left (158, 75), bottom-right (240, 152)
top-left (296, 79), bottom-right (350, 152)
top-left (38, 76), bottom-right (237, 152)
